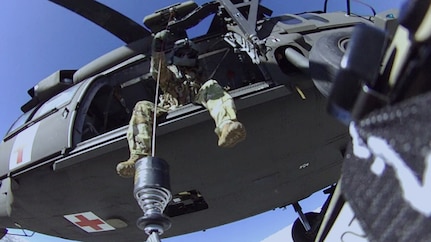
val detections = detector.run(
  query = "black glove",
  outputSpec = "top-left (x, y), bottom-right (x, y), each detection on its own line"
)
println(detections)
top-left (152, 30), bottom-right (171, 52)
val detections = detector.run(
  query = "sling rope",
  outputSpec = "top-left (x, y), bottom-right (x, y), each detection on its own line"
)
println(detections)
top-left (151, 11), bottom-right (175, 157)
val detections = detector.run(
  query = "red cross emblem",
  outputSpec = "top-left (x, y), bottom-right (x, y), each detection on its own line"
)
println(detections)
top-left (75, 214), bottom-right (104, 230)
top-left (64, 212), bottom-right (115, 233)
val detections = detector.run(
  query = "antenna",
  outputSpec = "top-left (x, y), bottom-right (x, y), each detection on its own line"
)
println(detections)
top-left (346, 0), bottom-right (351, 15)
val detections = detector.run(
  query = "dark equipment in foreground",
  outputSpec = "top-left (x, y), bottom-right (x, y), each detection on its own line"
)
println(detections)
top-left (134, 157), bottom-right (172, 242)
top-left (316, 0), bottom-right (431, 241)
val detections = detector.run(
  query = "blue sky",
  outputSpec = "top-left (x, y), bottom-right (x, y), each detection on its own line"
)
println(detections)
top-left (0, 0), bottom-right (404, 241)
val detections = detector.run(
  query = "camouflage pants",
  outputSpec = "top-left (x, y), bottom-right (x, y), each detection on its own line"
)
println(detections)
top-left (127, 79), bottom-right (237, 155)
top-left (126, 100), bottom-right (167, 156)
top-left (195, 79), bottom-right (237, 137)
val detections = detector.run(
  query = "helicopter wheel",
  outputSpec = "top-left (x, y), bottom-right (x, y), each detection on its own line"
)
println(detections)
top-left (309, 31), bottom-right (351, 97)
top-left (291, 212), bottom-right (320, 242)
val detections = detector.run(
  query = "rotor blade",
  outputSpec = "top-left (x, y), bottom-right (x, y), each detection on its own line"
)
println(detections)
top-left (49, 0), bottom-right (151, 43)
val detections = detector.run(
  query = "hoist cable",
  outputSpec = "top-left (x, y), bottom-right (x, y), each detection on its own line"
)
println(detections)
top-left (151, 12), bottom-right (175, 157)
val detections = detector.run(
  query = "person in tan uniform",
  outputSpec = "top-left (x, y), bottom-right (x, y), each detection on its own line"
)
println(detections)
top-left (116, 30), bottom-right (246, 178)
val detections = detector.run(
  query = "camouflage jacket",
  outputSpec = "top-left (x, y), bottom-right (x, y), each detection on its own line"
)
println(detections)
top-left (150, 52), bottom-right (202, 109)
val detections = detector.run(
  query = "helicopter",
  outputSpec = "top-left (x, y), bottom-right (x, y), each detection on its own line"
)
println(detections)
top-left (0, 0), bottom-right (399, 241)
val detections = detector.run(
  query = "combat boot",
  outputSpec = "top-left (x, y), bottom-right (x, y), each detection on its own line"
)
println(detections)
top-left (217, 121), bottom-right (246, 148)
top-left (197, 80), bottom-right (247, 148)
top-left (116, 154), bottom-right (146, 178)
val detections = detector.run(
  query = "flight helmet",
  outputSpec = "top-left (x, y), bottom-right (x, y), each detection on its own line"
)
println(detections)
top-left (171, 39), bottom-right (199, 67)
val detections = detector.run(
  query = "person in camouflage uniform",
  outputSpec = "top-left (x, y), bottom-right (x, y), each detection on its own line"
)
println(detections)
top-left (116, 30), bottom-right (246, 178)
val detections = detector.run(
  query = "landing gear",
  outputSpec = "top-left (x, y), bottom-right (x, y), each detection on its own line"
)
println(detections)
top-left (291, 203), bottom-right (321, 242)
top-left (291, 186), bottom-right (336, 242)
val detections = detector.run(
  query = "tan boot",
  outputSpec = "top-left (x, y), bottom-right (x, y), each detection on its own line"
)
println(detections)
top-left (116, 154), bottom-right (145, 178)
top-left (218, 121), bottom-right (246, 148)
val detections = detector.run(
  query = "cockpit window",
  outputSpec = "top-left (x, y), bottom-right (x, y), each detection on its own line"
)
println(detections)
top-left (5, 84), bottom-right (81, 138)
top-left (33, 84), bottom-right (80, 120)
top-left (7, 107), bottom-right (36, 135)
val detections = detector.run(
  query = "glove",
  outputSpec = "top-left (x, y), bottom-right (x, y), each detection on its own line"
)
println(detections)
top-left (152, 30), bottom-right (171, 52)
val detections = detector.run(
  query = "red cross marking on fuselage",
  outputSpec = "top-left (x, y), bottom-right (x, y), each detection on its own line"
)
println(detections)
top-left (16, 147), bottom-right (23, 164)
top-left (75, 215), bottom-right (104, 230)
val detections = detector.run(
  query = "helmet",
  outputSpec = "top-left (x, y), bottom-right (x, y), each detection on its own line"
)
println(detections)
top-left (171, 39), bottom-right (199, 67)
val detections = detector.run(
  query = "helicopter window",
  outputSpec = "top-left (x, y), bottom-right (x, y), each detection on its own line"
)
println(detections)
top-left (278, 16), bottom-right (303, 25)
top-left (5, 84), bottom-right (81, 139)
top-left (33, 84), bottom-right (80, 120)
top-left (78, 83), bottom-right (145, 141)
top-left (72, 57), bottom-right (156, 143)
top-left (298, 13), bottom-right (329, 23)
top-left (6, 107), bottom-right (36, 136)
